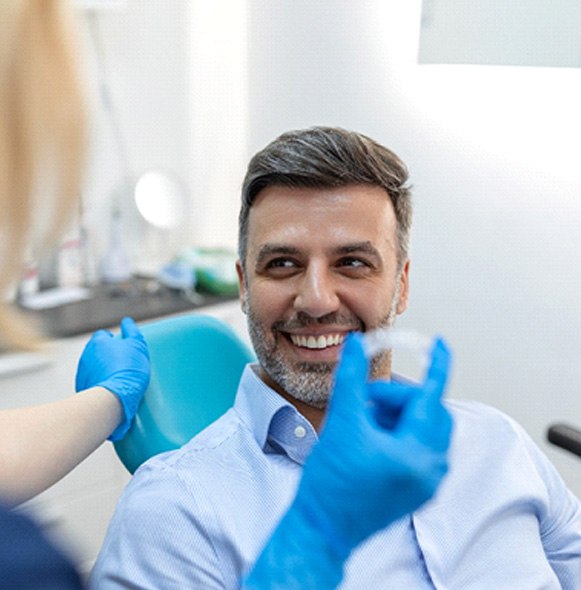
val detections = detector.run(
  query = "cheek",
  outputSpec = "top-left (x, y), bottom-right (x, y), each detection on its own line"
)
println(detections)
top-left (342, 282), bottom-right (397, 324)
top-left (247, 282), bottom-right (290, 324)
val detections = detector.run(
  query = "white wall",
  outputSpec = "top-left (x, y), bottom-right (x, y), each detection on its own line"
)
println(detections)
top-left (77, 0), bottom-right (249, 272)
top-left (186, 1), bottom-right (249, 249)
top-left (245, 0), bottom-right (581, 493)
top-left (80, 1), bottom-right (581, 493)
top-left (76, 0), bottom-right (193, 278)
top-left (419, 0), bottom-right (581, 66)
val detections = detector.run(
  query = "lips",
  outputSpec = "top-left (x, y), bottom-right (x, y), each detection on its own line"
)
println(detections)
top-left (289, 333), bottom-right (346, 350)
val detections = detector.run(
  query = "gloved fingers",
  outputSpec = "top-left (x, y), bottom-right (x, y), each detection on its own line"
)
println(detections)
top-left (74, 369), bottom-right (85, 393)
top-left (430, 403), bottom-right (453, 451)
top-left (75, 330), bottom-right (112, 391)
top-left (411, 337), bottom-right (451, 416)
top-left (423, 337), bottom-right (451, 403)
top-left (398, 391), bottom-right (452, 449)
top-left (404, 391), bottom-right (453, 451)
top-left (367, 380), bottom-right (415, 406)
top-left (419, 337), bottom-right (452, 444)
top-left (90, 329), bottom-right (114, 341)
top-left (328, 332), bottom-right (368, 414)
top-left (120, 316), bottom-right (143, 340)
top-left (395, 337), bottom-right (452, 445)
top-left (367, 381), bottom-right (414, 431)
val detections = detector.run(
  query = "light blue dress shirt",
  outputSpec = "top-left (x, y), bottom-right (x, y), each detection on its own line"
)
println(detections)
top-left (91, 364), bottom-right (581, 589)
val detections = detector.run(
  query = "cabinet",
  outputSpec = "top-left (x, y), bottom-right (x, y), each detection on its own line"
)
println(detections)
top-left (0, 300), bottom-right (247, 578)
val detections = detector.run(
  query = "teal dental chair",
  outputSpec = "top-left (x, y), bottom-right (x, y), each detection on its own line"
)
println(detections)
top-left (114, 313), bottom-right (255, 474)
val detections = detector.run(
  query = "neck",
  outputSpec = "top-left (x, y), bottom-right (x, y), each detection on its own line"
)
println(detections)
top-left (259, 368), bottom-right (326, 432)
top-left (279, 391), bottom-right (326, 432)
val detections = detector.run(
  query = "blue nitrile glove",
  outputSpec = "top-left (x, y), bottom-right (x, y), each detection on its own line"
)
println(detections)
top-left (244, 332), bottom-right (452, 590)
top-left (75, 317), bottom-right (150, 441)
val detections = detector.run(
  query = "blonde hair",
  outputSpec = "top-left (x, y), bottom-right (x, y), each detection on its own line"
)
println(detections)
top-left (0, 0), bottom-right (86, 350)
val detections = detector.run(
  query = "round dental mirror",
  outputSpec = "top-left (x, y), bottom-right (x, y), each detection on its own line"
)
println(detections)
top-left (134, 170), bottom-right (187, 229)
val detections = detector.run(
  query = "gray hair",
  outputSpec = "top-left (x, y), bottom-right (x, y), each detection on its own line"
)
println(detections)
top-left (238, 126), bottom-right (412, 273)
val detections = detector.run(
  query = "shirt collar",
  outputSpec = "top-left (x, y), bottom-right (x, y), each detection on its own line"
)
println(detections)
top-left (234, 363), bottom-right (318, 465)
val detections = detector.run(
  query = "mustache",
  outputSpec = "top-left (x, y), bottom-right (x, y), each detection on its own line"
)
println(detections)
top-left (273, 312), bottom-right (363, 332)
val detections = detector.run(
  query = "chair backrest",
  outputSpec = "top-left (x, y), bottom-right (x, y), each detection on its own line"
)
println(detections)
top-left (114, 313), bottom-right (255, 473)
top-left (547, 423), bottom-right (581, 459)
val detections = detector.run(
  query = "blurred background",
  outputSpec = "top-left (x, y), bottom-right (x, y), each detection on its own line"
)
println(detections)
top-left (75, 0), bottom-right (581, 486)
top-left (3, 0), bottom-right (581, 574)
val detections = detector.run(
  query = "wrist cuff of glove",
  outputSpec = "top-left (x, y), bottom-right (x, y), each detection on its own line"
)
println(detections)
top-left (101, 382), bottom-right (139, 442)
top-left (292, 493), bottom-right (354, 561)
top-left (108, 413), bottom-right (131, 442)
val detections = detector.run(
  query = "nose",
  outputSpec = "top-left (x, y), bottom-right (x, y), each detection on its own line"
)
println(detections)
top-left (293, 263), bottom-right (340, 319)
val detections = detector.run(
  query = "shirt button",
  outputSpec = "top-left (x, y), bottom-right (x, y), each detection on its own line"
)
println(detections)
top-left (294, 425), bottom-right (307, 439)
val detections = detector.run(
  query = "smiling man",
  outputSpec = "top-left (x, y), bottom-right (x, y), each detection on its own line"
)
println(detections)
top-left (239, 183), bottom-right (409, 429)
top-left (92, 127), bottom-right (581, 589)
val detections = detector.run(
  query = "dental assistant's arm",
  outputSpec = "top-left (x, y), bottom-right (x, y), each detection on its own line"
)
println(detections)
top-left (244, 334), bottom-right (452, 590)
top-left (0, 388), bottom-right (122, 507)
top-left (0, 317), bottom-right (149, 507)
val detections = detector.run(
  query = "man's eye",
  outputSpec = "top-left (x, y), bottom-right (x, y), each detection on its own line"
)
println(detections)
top-left (261, 258), bottom-right (301, 276)
top-left (336, 257), bottom-right (375, 277)
top-left (267, 258), bottom-right (296, 269)
top-left (338, 257), bottom-right (368, 268)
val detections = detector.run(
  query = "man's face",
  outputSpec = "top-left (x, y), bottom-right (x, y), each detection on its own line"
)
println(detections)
top-left (236, 184), bottom-right (409, 409)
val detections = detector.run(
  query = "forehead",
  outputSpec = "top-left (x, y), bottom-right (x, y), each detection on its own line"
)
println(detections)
top-left (247, 184), bottom-right (398, 255)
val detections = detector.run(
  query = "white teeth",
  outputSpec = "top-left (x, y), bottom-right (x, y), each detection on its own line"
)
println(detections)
top-left (290, 333), bottom-right (345, 349)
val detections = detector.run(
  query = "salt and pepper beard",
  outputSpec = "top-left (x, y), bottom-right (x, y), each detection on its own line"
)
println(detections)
top-left (244, 280), bottom-right (402, 409)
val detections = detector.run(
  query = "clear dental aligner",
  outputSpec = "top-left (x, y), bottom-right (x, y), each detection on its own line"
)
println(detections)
top-left (362, 327), bottom-right (434, 365)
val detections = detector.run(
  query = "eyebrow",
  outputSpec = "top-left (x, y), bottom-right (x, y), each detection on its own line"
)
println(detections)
top-left (334, 241), bottom-right (382, 259)
top-left (255, 245), bottom-right (301, 269)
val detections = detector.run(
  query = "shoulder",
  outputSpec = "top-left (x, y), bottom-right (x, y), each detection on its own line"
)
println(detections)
top-left (124, 407), bottom-right (258, 499)
top-left (444, 399), bottom-right (564, 488)
top-left (91, 415), bottom-right (243, 583)
top-left (445, 398), bottom-right (529, 439)
top-left (446, 397), bottom-right (512, 420)
top-left (156, 406), bottom-right (254, 460)
top-left (444, 398), bottom-right (546, 470)
top-left (91, 408), bottom-right (264, 588)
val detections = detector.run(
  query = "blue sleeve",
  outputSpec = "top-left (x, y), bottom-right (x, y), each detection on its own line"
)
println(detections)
top-left (0, 503), bottom-right (84, 589)
top-left (89, 462), bottom-right (227, 589)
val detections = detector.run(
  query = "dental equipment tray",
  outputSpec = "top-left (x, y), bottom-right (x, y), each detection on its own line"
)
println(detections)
top-left (17, 279), bottom-right (236, 338)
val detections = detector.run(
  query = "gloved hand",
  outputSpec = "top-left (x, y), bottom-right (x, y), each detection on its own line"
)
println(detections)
top-left (296, 332), bottom-right (452, 554)
top-left (75, 317), bottom-right (150, 441)
top-left (244, 332), bottom-right (452, 589)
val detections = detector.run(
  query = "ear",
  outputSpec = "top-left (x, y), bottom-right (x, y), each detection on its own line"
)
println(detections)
top-left (236, 260), bottom-right (247, 314)
top-left (396, 259), bottom-right (410, 314)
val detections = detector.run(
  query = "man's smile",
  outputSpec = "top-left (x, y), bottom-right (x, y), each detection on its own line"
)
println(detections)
top-left (288, 333), bottom-right (346, 350)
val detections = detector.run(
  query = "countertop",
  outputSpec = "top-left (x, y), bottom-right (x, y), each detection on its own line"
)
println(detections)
top-left (17, 280), bottom-right (237, 338)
